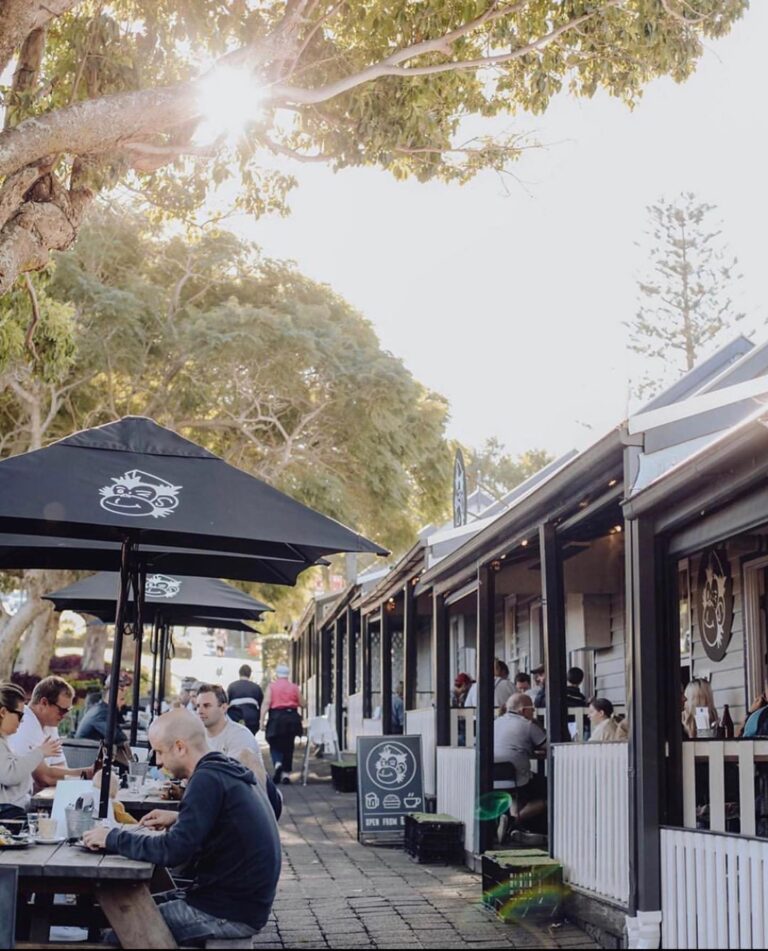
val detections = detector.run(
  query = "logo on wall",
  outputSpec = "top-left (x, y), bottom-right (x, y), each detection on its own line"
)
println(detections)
top-left (697, 548), bottom-right (734, 662)
top-left (146, 574), bottom-right (182, 599)
top-left (99, 470), bottom-right (182, 518)
top-left (453, 449), bottom-right (467, 528)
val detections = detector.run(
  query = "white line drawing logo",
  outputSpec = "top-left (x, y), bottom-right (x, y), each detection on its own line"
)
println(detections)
top-left (366, 741), bottom-right (417, 791)
top-left (146, 574), bottom-right (182, 599)
top-left (100, 470), bottom-right (181, 519)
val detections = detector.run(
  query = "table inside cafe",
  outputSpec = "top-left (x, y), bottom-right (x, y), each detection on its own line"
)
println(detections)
top-left (0, 835), bottom-right (177, 948)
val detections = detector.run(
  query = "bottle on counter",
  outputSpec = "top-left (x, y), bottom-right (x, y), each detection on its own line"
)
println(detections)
top-left (721, 704), bottom-right (735, 739)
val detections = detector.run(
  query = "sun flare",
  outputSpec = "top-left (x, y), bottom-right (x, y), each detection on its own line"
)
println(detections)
top-left (195, 65), bottom-right (265, 143)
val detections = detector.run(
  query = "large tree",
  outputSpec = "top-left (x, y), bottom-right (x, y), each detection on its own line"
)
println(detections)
top-left (0, 1), bottom-right (747, 295)
top-left (0, 206), bottom-right (453, 674)
top-left (627, 192), bottom-right (745, 396)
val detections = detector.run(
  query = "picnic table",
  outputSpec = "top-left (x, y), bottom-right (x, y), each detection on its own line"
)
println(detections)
top-left (0, 838), bottom-right (177, 948)
top-left (31, 784), bottom-right (182, 820)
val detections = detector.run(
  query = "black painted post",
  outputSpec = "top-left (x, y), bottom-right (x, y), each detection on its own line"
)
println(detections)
top-left (362, 614), bottom-right (372, 719)
top-left (346, 605), bottom-right (357, 697)
top-left (334, 618), bottom-right (344, 750)
top-left (381, 602), bottom-right (393, 734)
top-left (403, 582), bottom-right (417, 712)
top-left (320, 624), bottom-right (332, 713)
top-left (626, 516), bottom-right (664, 921)
top-left (129, 567), bottom-right (146, 747)
top-left (434, 592), bottom-right (450, 746)
top-left (476, 563), bottom-right (496, 854)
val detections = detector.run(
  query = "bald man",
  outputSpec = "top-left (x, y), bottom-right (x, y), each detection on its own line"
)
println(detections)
top-left (84, 709), bottom-right (281, 946)
top-left (493, 693), bottom-right (548, 838)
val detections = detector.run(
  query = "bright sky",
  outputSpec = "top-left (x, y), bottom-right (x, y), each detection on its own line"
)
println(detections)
top-left (230, 4), bottom-right (767, 459)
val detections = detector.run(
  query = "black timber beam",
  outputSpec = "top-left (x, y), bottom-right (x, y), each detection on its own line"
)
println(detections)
top-left (434, 592), bottom-right (450, 746)
top-left (334, 618), bottom-right (344, 750)
top-left (380, 601), bottom-right (393, 734)
top-left (476, 563), bottom-right (496, 855)
top-left (362, 613), bottom-right (372, 719)
top-left (403, 582), bottom-right (417, 712)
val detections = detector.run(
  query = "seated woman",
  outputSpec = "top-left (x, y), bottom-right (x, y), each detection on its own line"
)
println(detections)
top-left (0, 682), bottom-right (62, 820)
top-left (682, 678), bottom-right (718, 738)
top-left (587, 697), bottom-right (628, 742)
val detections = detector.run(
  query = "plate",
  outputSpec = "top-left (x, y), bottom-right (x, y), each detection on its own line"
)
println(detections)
top-left (33, 835), bottom-right (65, 845)
top-left (0, 840), bottom-right (30, 850)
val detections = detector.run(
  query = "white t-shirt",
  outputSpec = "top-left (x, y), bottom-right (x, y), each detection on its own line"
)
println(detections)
top-left (464, 677), bottom-right (515, 710)
top-left (206, 718), bottom-right (264, 767)
top-left (6, 705), bottom-right (68, 805)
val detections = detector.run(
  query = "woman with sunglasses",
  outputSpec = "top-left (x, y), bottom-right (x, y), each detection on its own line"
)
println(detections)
top-left (0, 682), bottom-right (62, 821)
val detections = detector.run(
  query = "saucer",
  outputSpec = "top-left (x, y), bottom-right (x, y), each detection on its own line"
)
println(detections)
top-left (33, 835), bottom-right (65, 844)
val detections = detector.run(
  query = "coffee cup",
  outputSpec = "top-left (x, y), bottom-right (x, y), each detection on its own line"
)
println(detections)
top-left (37, 816), bottom-right (58, 839)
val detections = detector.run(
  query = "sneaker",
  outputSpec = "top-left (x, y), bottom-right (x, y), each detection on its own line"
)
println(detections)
top-left (282, 776), bottom-right (292, 785)
top-left (273, 766), bottom-right (283, 785)
top-left (497, 813), bottom-right (510, 844)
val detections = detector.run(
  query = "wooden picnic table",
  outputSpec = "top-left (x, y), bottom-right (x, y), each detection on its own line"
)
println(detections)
top-left (31, 784), bottom-right (182, 820)
top-left (0, 837), bottom-right (177, 948)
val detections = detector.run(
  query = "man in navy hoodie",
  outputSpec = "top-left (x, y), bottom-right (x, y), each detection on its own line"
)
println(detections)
top-left (84, 709), bottom-right (281, 945)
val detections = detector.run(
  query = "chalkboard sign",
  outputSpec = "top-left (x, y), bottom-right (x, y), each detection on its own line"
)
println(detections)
top-left (357, 734), bottom-right (424, 842)
top-left (0, 865), bottom-right (17, 948)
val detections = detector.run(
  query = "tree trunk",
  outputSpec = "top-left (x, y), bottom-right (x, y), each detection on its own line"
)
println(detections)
top-left (81, 614), bottom-right (109, 671)
top-left (15, 601), bottom-right (57, 675)
top-left (0, 594), bottom-right (48, 678)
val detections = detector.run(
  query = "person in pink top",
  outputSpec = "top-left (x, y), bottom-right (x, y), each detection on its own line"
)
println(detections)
top-left (261, 665), bottom-right (305, 785)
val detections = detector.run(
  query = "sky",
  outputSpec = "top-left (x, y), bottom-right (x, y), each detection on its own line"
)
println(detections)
top-left (229, 4), bottom-right (768, 460)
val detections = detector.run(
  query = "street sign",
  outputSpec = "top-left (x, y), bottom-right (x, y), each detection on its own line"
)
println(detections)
top-left (453, 449), bottom-right (467, 527)
top-left (357, 734), bottom-right (424, 842)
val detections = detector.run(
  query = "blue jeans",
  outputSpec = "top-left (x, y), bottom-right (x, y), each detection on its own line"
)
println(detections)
top-left (158, 898), bottom-right (259, 946)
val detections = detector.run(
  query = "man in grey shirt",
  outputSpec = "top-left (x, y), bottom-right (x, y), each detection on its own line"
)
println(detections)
top-left (493, 693), bottom-right (547, 833)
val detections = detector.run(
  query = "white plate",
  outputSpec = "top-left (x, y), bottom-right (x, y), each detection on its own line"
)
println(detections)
top-left (33, 835), bottom-right (65, 845)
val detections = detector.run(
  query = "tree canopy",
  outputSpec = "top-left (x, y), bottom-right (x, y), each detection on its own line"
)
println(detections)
top-left (0, 1), bottom-right (748, 294)
top-left (467, 437), bottom-right (552, 499)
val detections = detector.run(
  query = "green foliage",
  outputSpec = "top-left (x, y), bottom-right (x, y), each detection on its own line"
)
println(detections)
top-left (1, 1), bottom-right (748, 224)
top-left (466, 438), bottom-right (553, 499)
top-left (627, 193), bottom-right (745, 397)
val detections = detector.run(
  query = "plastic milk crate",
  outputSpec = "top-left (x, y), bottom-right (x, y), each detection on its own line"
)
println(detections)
top-left (481, 849), bottom-right (565, 921)
top-left (404, 813), bottom-right (464, 864)
top-left (330, 760), bottom-right (357, 793)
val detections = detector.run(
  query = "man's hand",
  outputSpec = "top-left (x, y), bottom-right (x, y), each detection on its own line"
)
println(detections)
top-left (82, 825), bottom-right (110, 850)
top-left (139, 809), bottom-right (178, 830)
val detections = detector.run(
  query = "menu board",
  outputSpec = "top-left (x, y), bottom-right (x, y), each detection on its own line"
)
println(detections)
top-left (357, 735), bottom-right (424, 841)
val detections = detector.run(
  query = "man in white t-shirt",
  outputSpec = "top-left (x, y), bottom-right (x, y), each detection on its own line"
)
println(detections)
top-left (464, 660), bottom-right (515, 712)
top-left (7, 675), bottom-right (87, 807)
top-left (196, 683), bottom-right (265, 769)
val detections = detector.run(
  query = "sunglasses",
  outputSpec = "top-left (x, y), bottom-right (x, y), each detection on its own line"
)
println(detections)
top-left (50, 701), bottom-right (72, 716)
top-left (6, 708), bottom-right (23, 721)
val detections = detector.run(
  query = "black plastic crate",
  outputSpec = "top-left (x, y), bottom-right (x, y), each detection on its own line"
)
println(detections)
top-left (404, 813), bottom-right (464, 864)
top-left (481, 850), bottom-right (564, 921)
top-left (330, 761), bottom-right (357, 793)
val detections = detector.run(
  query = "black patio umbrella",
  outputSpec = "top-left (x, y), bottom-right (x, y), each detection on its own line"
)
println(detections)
top-left (0, 533), bottom-right (329, 585)
top-left (0, 416), bottom-right (385, 814)
top-left (45, 572), bottom-right (272, 743)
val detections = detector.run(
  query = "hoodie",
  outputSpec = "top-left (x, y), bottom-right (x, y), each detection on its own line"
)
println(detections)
top-left (106, 752), bottom-right (281, 929)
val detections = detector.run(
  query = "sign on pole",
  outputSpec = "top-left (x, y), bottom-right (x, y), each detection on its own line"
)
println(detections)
top-left (357, 734), bottom-right (424, 843)
top-left (453, 449), bottom-right (467, 528)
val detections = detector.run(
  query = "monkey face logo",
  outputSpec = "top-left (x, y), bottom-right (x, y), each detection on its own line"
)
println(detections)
top-left (145, 575), bottom-right (182, 599)
top-left (99, 470), bottom-right (181, 518)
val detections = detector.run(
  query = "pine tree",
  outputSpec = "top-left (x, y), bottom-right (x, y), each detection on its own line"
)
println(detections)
top-left (627, 194), bottom-right (744, 396)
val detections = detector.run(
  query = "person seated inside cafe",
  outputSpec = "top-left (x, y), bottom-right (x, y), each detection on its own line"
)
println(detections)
top-left (566, 667), bottom-right (588, 706)
top-left (75, 671), bottom-right (131, 745)
top-left (493, 692), bottom-right (548, 840)
top-left (587, 697), bottom-right (628, 742)
top-left (84, 709), bottom-right (282, 947)
top-left (7, 675), bottom-right (88, 806)
top-left (464, 659), bottom-right (515, 712)
top-left (0, 682), bottom-right (63, 821)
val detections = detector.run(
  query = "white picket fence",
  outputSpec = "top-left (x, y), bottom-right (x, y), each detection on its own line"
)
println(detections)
top-left (552, 742), bottom-right (629, 904)
top-left (305, 674), bottom-right (317, 719)
top-left (437, 746), bottom-right (476, 855)
top-left (682, 739), bottom-right (768, 835)
top-left (405, 707), bottom-right (436, 796)
top-left (449, 707), bottom-right (476, 747)
top-left (661, 827), bottom-right (768, 949)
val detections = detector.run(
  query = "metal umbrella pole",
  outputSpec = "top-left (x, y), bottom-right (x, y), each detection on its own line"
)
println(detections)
top-left (129, 567), bottom-right (146, 747)
top-left (148, 618), bottom-right (160, 723)
top-left (100, 537), bottom-right (134, 820)
top-left (157, 619), bottom-right (173, 714)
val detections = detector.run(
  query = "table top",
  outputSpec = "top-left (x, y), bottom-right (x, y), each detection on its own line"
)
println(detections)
top-left (31, 783), bottom-right (181, 813)
top-left (0, 837), bottom-right (154, 880)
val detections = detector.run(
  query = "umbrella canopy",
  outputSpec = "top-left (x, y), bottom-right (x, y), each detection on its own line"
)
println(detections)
top-left (44, 572), bottom-right (272, 621)
top-left (0, 416), bottom-right (387, 559)
top-left (0, 533), bottom-right (323, 585)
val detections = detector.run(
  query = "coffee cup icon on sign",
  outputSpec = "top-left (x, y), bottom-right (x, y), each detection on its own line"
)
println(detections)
top-left (403, 794), bottom-right (421, 809)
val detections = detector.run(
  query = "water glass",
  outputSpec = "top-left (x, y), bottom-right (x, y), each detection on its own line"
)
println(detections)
top-left (26, 812), bottom-right (42, 837)
top-left (126, 773), bottom-right (142, 795)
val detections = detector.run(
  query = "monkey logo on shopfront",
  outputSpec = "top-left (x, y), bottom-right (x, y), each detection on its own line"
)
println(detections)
top-left (697, 548), bottom-right (734, 663)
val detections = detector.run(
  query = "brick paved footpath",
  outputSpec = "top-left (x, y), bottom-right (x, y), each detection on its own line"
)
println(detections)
top-left (253, 767), bottom-right (599, 950)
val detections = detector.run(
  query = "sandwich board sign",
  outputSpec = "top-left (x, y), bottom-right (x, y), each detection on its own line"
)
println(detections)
top-left (356, 734), bottom-right (424, 843)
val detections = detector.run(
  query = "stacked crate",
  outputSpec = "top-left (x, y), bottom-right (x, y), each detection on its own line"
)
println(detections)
top-left (330, 759), bottom-right (357, 793)
top-left (404, 813), bottom-right (464, 864)
top-left (481, 849), bottom-right (564, 921)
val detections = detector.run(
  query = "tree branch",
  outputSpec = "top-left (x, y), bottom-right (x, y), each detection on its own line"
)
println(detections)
top-left (0, 0), bottom-right (81, 75)
top-left (22, 273), bottom-right (41, 357)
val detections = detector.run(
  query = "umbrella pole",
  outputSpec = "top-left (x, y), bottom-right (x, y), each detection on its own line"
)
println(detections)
top-left (149, 618), bottom-right (159, 722)
top-left (99, 537), bottom-right (134, 820)
top-left (129, 567), bottom-right (146, 747)
top-left (157, 619), bottom-right (168, 713)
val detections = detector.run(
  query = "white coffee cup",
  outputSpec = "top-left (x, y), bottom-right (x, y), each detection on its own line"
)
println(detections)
top-left (37, 816), bottom-right (58, 839)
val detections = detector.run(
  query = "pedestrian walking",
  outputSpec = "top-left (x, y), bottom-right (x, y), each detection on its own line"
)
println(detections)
top-left (262, 664), bottom-right (305, 785)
